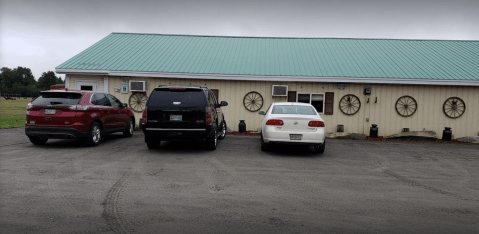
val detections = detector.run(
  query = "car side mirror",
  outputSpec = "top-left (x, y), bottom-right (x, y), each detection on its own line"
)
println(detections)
top-left (122, 103), bottom-right (128, 108)
top-left (220, 101), bottom-right (228, 107)
top-left (258, 111), bottom-right (265, 115)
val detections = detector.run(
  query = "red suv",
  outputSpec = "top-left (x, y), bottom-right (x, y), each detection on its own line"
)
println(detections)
top-left (25, 90), bottom-right (135, 146)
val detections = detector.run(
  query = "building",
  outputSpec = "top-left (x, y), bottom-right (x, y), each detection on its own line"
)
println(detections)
top-left (56, 33), bottom-right (479, 138)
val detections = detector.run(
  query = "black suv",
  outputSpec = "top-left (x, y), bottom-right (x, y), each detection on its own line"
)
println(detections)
top-left (141, 85), bottom-right (228, 150)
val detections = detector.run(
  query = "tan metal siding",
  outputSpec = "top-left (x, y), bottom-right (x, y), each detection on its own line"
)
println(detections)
top-left (103, 76), bottom-right (479, 138)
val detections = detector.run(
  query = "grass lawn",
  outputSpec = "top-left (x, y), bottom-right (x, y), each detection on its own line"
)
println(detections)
top-left (0, 98), bottom-right (30, 129)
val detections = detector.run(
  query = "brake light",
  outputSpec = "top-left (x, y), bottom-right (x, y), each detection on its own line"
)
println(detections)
top-left (206, 107), bottom-right (212, 124)
top-left (266, 119), bottom-right (284, 126)
top-left (69, 105), bottom-right (89, 111)
top-left (142, 107), bottom-right (147, 124)
top-left (308, 121), bottom-right (325, 127)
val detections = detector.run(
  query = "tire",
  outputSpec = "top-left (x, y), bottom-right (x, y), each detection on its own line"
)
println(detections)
top-left (147, 140), bottom-right (160, 149)
top-left (261, 134), bottom-right (269, 151)
top-left (207, 130), bottom-right (217, 150)
top-left (314, 141), bottom-right (325, 154)
top-left (123, 118), bottom-right (134, 137)
top-left (218, 121), bottom-right (227, 140)
top-left (84, 122), bottom-right (102, 146)
top-left (29, 136), bottom-right (48, 145)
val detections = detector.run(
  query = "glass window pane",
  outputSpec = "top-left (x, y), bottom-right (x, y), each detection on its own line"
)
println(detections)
top-left (297, 94), bottom-right (310, 103)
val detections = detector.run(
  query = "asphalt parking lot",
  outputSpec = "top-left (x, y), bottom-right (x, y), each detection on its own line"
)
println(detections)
top-left (1, 127), bottom-right (479, 234)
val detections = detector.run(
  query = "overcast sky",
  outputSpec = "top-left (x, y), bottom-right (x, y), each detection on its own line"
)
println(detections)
top-left (1, 0), bottom-right (478, 80)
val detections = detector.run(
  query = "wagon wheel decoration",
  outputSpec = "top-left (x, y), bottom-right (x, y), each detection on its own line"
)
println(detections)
top-left (128, 92), bottom-right (148, 113)
top-left (395, 95), bottom-right (417, 117)
top-left (443, 97), bottom-right (466, 119)
top-left (339, 94), bottom-right (361, 115)
top-left (243, 91), bottom-right (263, 112)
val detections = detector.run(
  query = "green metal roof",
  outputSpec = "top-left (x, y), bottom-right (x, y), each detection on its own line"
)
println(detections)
top-left (57, 33), bottom-right (479, 82)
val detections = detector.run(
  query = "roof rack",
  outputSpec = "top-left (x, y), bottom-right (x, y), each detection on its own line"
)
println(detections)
top-left (157, 84), bottom-right (207, 88)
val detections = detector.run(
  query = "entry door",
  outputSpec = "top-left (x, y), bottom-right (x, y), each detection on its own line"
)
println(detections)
top-left (76, 82), bottom-right (97, 91)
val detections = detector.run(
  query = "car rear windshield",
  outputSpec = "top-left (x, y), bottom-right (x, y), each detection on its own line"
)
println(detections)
top-left (31, 92), bottom-right (82, 105)
top-left (148, 89), bottom-right (206, 106)
top-left (272, 105), bottom-right (317, 115)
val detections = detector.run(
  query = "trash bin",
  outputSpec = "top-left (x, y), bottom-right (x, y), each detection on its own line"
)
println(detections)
top-left (442, 127), bottom-right (452, 141)
top-left (370, 124), bottom-right (379, 138)
top-left (239, 120), bottom-right (246, 133)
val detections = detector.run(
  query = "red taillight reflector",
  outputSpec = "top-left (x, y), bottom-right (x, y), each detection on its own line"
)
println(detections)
top-left (308, 121), bottom-right (325, 127)
top-left (266, 119), bottom-right (284, 126)
top-left (206, 107), bottom-right (212, 125)
top-left (141, 107), bottom-right (147, 124)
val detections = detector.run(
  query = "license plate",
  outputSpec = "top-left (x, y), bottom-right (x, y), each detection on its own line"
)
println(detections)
top-left (45, 109), bottom-right (56, 115)
top-left (290, 134), bottom-right (302, 140)
top-left (170, 114), bottom-right (182, 121)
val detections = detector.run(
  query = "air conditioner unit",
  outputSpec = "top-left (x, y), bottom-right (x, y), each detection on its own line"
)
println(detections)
top-left (272, 85), bottom-right (288, 96)
top-left (130, 81), bottom-right (147, 92)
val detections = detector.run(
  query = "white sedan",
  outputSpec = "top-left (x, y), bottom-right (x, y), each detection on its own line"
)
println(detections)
top-left (259, 102), bottom-right (326, 153)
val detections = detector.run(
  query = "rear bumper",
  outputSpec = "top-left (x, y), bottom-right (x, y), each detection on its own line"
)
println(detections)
top-left (142, 127), bottom-right (212, 142)
top-left (263, 127), bottom-right (325, 145)
top-left (25, 126), bottom-right (89, 139)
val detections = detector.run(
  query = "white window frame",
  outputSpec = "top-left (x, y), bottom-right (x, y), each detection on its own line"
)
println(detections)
top-left (296, 93), bottom-right (325, 114)
top-left (76, 81), bottom-right (97, 91)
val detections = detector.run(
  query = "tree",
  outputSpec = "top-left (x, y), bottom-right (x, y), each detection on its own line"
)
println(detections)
top-left (37, 71), bottom-right (63, 91)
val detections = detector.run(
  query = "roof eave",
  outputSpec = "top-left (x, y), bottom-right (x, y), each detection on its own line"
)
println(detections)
top-left (55, 69), bottom-right (479, 87)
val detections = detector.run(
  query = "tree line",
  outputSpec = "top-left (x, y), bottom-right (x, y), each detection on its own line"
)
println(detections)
top-left (0, 66), bottom-right (64, 97)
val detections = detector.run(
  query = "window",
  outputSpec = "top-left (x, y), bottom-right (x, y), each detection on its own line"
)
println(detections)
top-left (272, 105), bottom-right (317, 115)
top-left (208, 91), bottom-right (216, 107)
top-left (106, 94), bottom-right (122, 108)
top-left (91, 93), bottom-right (111, 106)
top-left (32, 92), bottom-right (82, 105)
top-left (76, 81), bottom-right (97, 91)
top-left (211, 89), bottom-right (219, 101)
top-left (296, 93), bottom-right (325, 114)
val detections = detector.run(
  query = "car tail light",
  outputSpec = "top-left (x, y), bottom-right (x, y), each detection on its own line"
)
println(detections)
top-left (69, 105), bottom-right (89, 111)
top-left (142, 107), bottom-right (147, 124)
top-left (308, 121), bottom-right (325, 127)
top-left (266, 119), bottom-right (284, 126)
top-left (206, 107), bottom-right (212, 124)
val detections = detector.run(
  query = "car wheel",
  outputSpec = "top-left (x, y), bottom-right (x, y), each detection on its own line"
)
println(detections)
top-left (147, 140), bottom-right (160, 149)
top-left (28, 136), bottom-right (48, 145)
top-left (123, 118), bottom-right (134, 137)
top-left (261, 134), bottom-right (269, 151)
top-left (314, 141), bottom-right (325, 154)
top-left (218, 121), bottom-right (226, 140)
top-left (207, 130), bottom-right (217, 150)
top-left (85, 122), bottom-right (102, 146)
